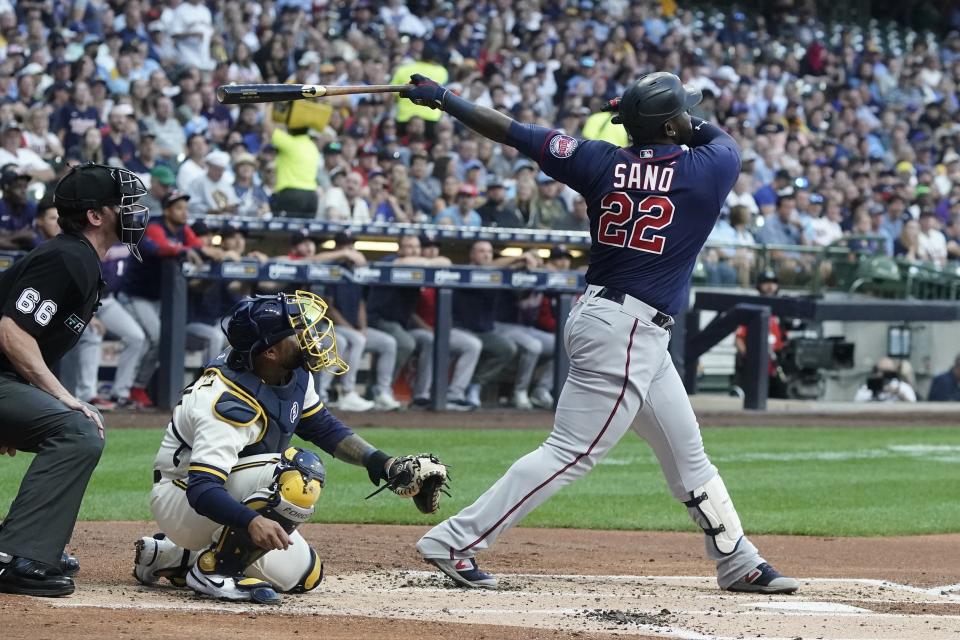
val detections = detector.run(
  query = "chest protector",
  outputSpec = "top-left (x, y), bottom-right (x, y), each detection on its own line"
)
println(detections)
top-left (206, 362), bottom-right (312, 458)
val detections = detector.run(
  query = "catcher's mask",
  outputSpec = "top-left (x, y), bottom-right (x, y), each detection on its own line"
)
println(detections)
top-left (53, 163), bottom-right (149, 261)
top-left (221, 290), bottom-right (348, 374)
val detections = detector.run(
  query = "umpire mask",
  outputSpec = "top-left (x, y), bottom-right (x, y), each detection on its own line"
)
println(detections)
top-left (53, 163), bottom-right (149, 261)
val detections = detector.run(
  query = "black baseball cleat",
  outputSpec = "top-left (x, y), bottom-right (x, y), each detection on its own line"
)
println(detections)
top-left (726, 562), bottom-right (800, 594)
top-left (0, 555), bottom-right (75, 597)
top-left (60, 551), bottom-right (80, 577)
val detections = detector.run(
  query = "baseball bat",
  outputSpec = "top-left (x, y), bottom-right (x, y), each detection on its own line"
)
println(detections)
top-left (216, 83), bottom-right (414, 105)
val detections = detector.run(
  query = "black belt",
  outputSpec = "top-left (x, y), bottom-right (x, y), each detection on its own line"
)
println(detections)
top-left (153, 469), bottom-right (161, 484)
top-left (595, 287), bottom-right (673, 329)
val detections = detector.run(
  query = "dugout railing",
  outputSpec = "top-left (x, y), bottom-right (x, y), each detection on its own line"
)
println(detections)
top-left (158, 259), bottom-right (585, 411)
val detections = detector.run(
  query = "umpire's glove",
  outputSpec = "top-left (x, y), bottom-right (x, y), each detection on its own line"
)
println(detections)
top-left (401, 74), bottom-right (448, 110)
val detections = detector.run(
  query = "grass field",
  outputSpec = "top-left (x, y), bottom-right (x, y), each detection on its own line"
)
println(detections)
top-left (1, 426), bottom-right (958, 536)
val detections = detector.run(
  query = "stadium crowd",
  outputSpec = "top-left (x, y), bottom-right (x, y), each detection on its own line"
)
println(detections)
top-left (0, 0), bottom-right (957, 409)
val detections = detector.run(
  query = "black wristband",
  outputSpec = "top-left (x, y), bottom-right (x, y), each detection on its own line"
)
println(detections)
top-left (363, 449), bottom-right (392, 486)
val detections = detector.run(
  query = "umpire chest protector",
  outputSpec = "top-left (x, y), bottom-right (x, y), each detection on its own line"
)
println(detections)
top-left (207, 362), bottom-right (312, 457)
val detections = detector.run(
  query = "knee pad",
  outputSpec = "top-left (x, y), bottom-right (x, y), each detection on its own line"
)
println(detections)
top-left (289, 546), bottom-right (324, 593)
top-left (206, 448), bottom-right (325, 575)
top-left (683, 474), bottom-right (744, 556)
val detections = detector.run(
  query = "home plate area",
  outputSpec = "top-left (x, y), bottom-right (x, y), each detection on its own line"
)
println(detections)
top-left (52, 571), bottom-right (960, 639)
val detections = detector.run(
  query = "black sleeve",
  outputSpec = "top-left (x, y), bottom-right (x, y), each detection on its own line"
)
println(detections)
top-left (1, 252), bottom-right (80, 338)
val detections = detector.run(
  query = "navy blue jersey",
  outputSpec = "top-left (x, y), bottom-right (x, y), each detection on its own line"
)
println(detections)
top-left (508, 119), bottom-right (740, 314)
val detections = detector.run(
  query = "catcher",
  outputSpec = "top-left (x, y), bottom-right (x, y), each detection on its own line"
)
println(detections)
top-left (132, 291), bottom-right (448, 605)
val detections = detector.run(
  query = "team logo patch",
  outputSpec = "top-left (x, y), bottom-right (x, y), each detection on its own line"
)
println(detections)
top-left (549, 134), bottom-right (578, 158)
top-left (64, 314), bottom-right (86, 334)
top-left (639, 149), bottom-right (654, 159)
top-left (290, 401), bottom-right (300, 423)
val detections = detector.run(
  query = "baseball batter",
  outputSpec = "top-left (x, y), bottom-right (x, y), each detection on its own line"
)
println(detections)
top-left (401, 72), bottom-right (799, 594)
top-left (133, 291), bottom-right (448, 604)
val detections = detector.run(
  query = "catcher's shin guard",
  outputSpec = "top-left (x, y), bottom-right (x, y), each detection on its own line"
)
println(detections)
top-left (207, 448), bottom-right (325, 577)
top-left (134, 533), bottom-right (197, 587)
top-left (683, 474), bottom-right (745, 556)
top-left (289, 545), bottom-right (324, 593)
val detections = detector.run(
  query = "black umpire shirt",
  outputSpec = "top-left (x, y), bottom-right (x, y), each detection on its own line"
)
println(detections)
top-left (0, 232), bottom-right (103, 372)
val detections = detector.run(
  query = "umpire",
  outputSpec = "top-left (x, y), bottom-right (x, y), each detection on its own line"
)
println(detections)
top-left (0, 163), bottom-right (147, 596)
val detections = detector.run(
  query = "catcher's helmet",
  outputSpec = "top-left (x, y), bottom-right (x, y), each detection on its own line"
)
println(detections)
top-left (612, 72), bottom-right (702, 141)
top-left (221, 290), bottom-right (347, 374)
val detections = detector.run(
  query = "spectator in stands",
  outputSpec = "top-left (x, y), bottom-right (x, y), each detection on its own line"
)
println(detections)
top-left (264, 107), bottom-right (320, 218)
top-left (75, 244), bottom-right (148, 410)
top-left (323, 170), bottom-right (370, 222)
top-left (143, 95), bottom-right (185, 162)
top-left (452, 240), bottom-right (519, 408)
top-left (232, 152), bottom-right (270, 218)
top-left (53, 81), bottom-right (100, 152)
top-left (877, 195), bottom-right (909, 256)
top-left (317, 141), bottom-right (346, 192)
top-left (530, 173), bottom-right (569, 229)
top-left (917, 210), bottom-right (948, 267)
top-left (139, 165), bottom-right (176, 218)
top-left (368, 170), bottom-right (410, 222)
top-left (120, 191), bottom-right (206, 408)
top-left (23, 108), bottom-right (63, 163)
top-left (391, 41), bottom-right (449, 138)
top-left (928, 354), bottom-right (960, 401)
top-left (169, 0), bottom-right (214, 72)
top-left (31, 199), bottom-right (59, 247)
top-left (435, 184), bottom-right (481, 226)
top-left (854, 357), bottom-right (917, 403)
top-left (0, 166), bottom-right (37, 250)
top-left (186, 150), bottom-right (238, 216)
top-left (894, 219), bottom-right (922, 263)
top-left (367, 234), bottom-right (452, 400)
top-left (477, 178), bottom-right (522, 228)
top-left (407, 153), bottom-right (437, 209)
top-left (126, 132), bottom-right (166, 180)
top-left (725, 171), bottom-right (760, 218)
top-left (317, 231), bottom-right (401, 411)
top-left (102, 105), bottom-right (137, 167)
top-left (176, 133), bottom-right (208, 191)
top-left (552, 194), bottom-right (589, 232)
top-left (0, 121), bottom-right (53, 183)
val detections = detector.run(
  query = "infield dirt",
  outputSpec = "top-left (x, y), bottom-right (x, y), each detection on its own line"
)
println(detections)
top-left (2, 522), bottom-right (958, 640)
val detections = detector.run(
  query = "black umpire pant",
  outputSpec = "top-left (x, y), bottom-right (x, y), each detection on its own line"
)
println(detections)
top-left (0, 372), bottom-right (104, 567)
top-left (272, 188), bottom-right (319, 218)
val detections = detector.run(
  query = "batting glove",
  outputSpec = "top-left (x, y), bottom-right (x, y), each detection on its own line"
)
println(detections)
top-left (602, 97), bottom-right (624, 124)
top-left (401, 74), bottom-right (448, 110)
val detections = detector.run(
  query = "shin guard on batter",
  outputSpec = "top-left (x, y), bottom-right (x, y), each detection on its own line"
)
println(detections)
top-left (189, 448), bottom-right (325, 601)
top-left (683, 474), bottom-right (744, 556)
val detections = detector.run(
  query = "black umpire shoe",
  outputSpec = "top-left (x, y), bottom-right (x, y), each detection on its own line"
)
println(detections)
top-left (60, 551), bottom-right (80, 577)
top-left (0, 555), bottom-right (75, 597)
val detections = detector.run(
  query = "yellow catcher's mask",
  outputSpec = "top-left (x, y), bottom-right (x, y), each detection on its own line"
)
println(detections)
top-left (284, 290), bottom-right (348, 375)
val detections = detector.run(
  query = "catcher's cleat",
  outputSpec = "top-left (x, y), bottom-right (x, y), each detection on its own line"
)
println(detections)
top-left (186, 564), bottom-right (281, 605)
top-left (726, 562), bottom-right (800, 594)
top-left (425, 557), bottom-right (498, 590)
top-left (134, 533), bottom-right (193, 587)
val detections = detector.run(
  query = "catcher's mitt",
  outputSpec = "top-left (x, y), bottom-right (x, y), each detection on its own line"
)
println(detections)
top-left (365, 453), bottom-right (450, 514)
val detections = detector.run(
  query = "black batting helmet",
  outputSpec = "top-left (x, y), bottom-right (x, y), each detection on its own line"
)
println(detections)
top-left (612, 72), bottom-right (702, 141)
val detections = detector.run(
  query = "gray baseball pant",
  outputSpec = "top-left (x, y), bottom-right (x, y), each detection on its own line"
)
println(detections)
top-left (75, 296), bottom-right (147, 401)
top-left (409, 328), bottom-right (482, 401)
top-left (494, 322), bottom-right (554, 393)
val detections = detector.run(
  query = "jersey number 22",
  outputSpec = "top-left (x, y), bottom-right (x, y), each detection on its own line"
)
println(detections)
top-left (597, 192), bottom-right (675, 255)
